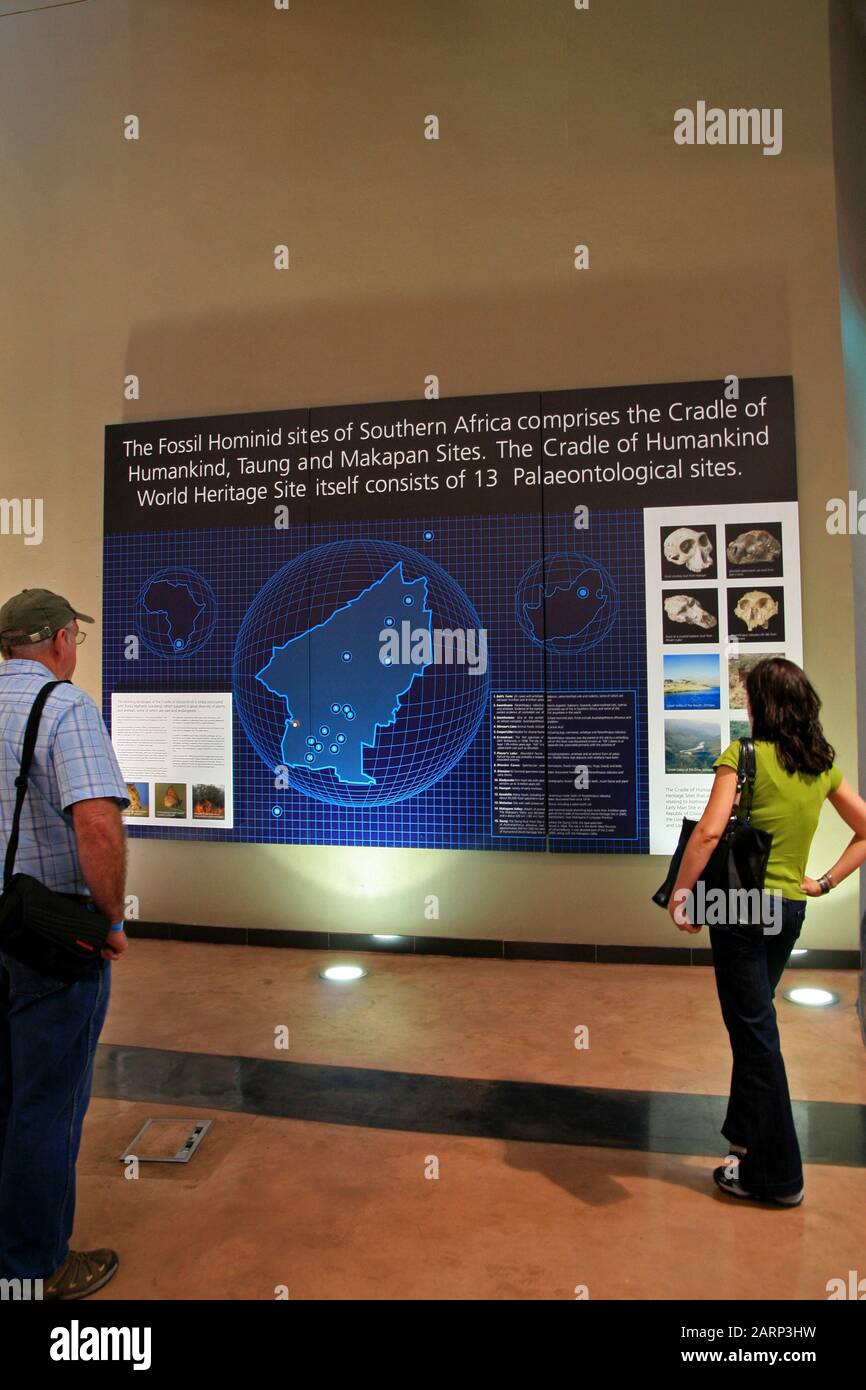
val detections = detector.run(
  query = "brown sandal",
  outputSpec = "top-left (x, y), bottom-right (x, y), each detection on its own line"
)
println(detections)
top-left (44, 1248), bottom-right (119, 1300)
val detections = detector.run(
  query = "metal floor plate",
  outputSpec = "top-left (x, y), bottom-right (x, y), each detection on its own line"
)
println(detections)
top-left (120, 1116), bottom-right (212, 1163)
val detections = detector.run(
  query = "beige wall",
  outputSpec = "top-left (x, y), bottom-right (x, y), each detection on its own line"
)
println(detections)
top-left (0, 0), bottom-right (859, 948)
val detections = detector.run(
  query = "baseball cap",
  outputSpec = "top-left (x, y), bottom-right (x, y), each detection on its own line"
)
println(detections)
top-left (0, 588), bottom-right (95, 645)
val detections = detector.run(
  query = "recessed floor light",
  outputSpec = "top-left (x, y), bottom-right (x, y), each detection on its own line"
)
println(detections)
top-left (320, 964), bottom-right (367, 982)
top-left (783, 986), bottom-right (838, 1007)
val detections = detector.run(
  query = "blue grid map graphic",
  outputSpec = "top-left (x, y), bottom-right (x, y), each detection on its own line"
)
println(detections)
top-left (102, 509), bottom-right (648, 852)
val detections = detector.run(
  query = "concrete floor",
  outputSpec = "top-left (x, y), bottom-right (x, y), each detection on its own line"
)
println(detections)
top-left (74, 941), bottom-right (865, 1299)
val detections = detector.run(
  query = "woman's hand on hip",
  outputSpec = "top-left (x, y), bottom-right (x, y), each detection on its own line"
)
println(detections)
top-left (800, 876), bottom-right (824, 897)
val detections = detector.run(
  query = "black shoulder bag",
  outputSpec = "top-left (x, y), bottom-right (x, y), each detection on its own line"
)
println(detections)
top-left (651, 738), bottom-right (773, 929)
top-left (0, 680), bottom-right (112, 982)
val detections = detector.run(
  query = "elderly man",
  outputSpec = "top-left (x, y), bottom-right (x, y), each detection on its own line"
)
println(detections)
top-left (0, 588), bottom-right (129, 1300)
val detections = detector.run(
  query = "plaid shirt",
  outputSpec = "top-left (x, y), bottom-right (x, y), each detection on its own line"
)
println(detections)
top-left (0, 660), bottom-right (129, 896)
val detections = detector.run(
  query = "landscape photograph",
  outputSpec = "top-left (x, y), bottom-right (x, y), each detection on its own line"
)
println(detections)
top-left (664, 718), bottom-right (722, 773)
top-left (663, 653), bottom-right (721, 709)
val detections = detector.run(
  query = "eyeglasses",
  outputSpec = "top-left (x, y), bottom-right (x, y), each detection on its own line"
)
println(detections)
top-left (62, 628), bottom-right (86, 645)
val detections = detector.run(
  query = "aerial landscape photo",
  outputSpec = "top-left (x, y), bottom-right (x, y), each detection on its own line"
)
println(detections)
top-left (664, 718), bottom-right (722, 773)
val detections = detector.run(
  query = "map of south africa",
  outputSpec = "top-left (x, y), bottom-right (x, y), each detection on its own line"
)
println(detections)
top-left (257, 562), bottom-right (432, 786)
top-left (143, 578), bottom-right (205, 650)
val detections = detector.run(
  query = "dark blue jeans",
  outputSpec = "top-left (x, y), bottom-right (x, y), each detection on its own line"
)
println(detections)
top-left (709, 897), bottom-right (806, 1199)
top-left (0, 952), bottom-right (111, 1279)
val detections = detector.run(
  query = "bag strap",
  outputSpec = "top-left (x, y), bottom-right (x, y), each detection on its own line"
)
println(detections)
top-left (3, 679), bottom-right (69, 889)
top-left (733, 736), bottom-right (757, 824)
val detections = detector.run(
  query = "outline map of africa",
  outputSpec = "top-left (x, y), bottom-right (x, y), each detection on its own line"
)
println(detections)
top-left (143, 578), bottom-right (206, 650)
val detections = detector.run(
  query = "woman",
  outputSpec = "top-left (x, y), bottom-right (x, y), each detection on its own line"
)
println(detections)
top-left (668, 656), bottom-right (866, 1206)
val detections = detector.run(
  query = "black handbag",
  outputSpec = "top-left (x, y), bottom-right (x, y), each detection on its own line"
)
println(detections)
top-left (0, 680), bottom-right (112, 982)
top-left (651, 737), bottom-right (773, 929)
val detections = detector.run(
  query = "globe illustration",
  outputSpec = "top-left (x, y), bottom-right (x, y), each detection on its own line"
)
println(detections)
top-left (516, 552), bottom-right (618, 654)
top-left (135, 567), bottom-right (217, 658)
top-left (233, 539), bottom-right (490, 807)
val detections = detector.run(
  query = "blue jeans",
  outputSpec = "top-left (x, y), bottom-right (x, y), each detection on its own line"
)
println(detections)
top-left (0, 952), bottom-right (111, 1279)
top-left (709, 897), bottom-right (806, 1199)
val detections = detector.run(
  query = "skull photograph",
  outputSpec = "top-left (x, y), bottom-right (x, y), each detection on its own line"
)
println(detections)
top-left (662, 591), bottom-right (719, 643)
top-left (728, 586), bottom-right (785, 641)
top-left (735, 590), bottom-right (778, 630)
top-left (725, 525), bottom-right (783, 573)
top-left (663, 593), bottom-right (717, 628)
top-left (661, 524), bottom-right (717, 578)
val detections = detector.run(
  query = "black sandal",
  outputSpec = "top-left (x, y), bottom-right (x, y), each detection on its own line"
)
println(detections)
top-left (713, 1165), bottom-right (803, 1206)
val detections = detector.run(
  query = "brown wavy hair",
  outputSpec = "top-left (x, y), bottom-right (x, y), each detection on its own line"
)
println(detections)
top-left (744, 657), bottom-right (835, 775)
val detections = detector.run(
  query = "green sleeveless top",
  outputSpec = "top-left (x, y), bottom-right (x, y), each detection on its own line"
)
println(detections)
top-left (713, 739), bottom-right (842, 900)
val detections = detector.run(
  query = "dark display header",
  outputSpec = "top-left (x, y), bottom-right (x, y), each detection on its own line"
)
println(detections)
top-left (104, 375), bottom-right (796, 534)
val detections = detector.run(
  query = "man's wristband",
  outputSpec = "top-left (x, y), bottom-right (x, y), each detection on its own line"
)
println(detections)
top-left (109, 920), bottom-right (126, 934)
top-left (818, 874), bottom-right (833, 895)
